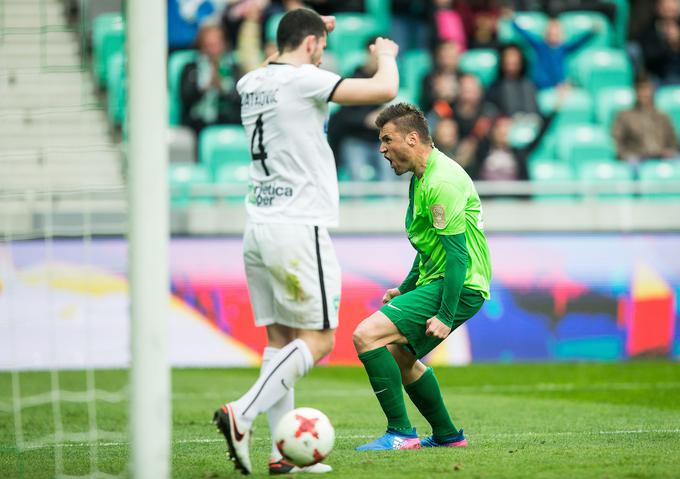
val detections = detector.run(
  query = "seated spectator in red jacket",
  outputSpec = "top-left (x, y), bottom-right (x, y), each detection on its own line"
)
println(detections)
top-left (612, 75), bottom-right (679, 163)
top-left (180, 23), bottom-right (242, 137)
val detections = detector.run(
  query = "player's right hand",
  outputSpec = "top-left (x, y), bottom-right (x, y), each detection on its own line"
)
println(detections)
top-left (370, 37), bottom-right (399, 58)
top-left (382, 288), bottom-right (401, 304)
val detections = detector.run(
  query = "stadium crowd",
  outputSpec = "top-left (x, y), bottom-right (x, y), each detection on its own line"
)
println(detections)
top-left (76, 0), bottom-right (680, 184)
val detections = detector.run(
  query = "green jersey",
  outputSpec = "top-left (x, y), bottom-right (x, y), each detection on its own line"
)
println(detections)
top-left (405, 148), bottom-right (492, 299)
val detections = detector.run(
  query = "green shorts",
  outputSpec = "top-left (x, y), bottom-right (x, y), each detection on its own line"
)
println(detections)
top-left (380, 281), bottom-right (485, 359)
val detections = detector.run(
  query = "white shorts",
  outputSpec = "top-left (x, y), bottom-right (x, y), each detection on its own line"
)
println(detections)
top-left (243, 222), bottom-right (341, 330)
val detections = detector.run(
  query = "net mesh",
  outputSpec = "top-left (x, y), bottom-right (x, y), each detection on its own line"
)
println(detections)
top-left (1, 0), bottom-right (129, 476)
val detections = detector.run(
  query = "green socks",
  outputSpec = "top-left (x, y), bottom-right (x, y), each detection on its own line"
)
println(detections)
top-left (358, 347), bottom-right (413, 434)
top-left (404, 367), bottom-right (458, 441)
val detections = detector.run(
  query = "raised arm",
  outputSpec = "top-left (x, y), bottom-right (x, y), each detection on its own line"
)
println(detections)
top-left (330, 37), bottom-right (399, 105)
top-left (511, 18), bottom-right (543, 50)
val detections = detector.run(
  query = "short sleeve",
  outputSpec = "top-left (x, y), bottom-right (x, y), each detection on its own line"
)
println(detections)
top-left (296, 65), bottom-right (343, 103)
top-left (426, 181), bottom-right (467, 235)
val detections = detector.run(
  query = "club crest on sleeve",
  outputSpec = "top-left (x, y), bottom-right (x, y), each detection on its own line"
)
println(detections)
top-left (430, 204), bottom-right (446, 229)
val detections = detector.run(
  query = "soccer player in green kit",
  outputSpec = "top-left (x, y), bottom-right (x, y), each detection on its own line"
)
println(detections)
top-left (352, 103), bottom-right (492, 450)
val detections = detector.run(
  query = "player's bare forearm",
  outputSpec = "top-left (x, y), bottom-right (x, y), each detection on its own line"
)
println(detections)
top-left (330, 37), bottom-right (399, 104)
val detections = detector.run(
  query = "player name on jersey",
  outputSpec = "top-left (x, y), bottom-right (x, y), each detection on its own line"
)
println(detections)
top-left (241, 89), bottom-right (279, 108)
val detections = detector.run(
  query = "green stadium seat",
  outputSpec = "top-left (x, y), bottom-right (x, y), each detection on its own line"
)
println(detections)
top-left (498, 12), bottom-right (548, 46)
top-left (399, 49), bottom-right (432, 107)
top-left (169, 163), bottom-right (211, 205)
top-left (509, 119), bottom-right (539, 148)
top-left (168, 50), bottom-right (199, 126)
top-left (459, 48), bottom-right (498, 88)
top-left (528, 158), bottom-right (576, 199)
top-left (557, 124), bottom-right (616, 168)
top-left (655, 86), bottom-right (680, 138)
top-left (339, 50), bottom-right (368, 77)
top-left (92, 13), bottom-right (125, 88)
top-left (538, 87), bottom-right (593, 129)
top-left (364, 0), bottom-right (391, 34)
top-left (571, 48), bottom-right (633, 97)
top-left (106, 51), bottom-right (126, 127)
top-left (498, 12), bottom-right (548, 67)
top-left (216, 159), bottom-right (250, 184)
top-left (327, 14), bottom-right (386, 59)
top-left (559, 11), bottom-right (613, 50)
top-left (528, 133), bottom-right (558, 164)
top-left (604, 0), bottom-right (630, 47)
top-left (265, 12), bottom-right (285, 43)
top-left (639, 160), bottom-right (680, 198)
top-left (578, 159), bottom-right (634, 198)
top-left (199, 125), bottom-right (251, 180)
top-left (595, 86), bottom-right (634, 130)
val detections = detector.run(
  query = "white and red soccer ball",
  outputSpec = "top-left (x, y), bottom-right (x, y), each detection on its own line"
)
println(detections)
top-left (274, 407), bottom-right (335, 467)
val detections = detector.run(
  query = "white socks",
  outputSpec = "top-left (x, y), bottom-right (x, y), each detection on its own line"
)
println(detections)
top-left (232, 339), bottom-right (313, 430)
top-left (261, 346), bottom-right (294, 461)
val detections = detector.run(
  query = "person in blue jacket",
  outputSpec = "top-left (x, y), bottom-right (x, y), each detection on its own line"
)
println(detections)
top-left (511, 13), bottom-right (598, 90)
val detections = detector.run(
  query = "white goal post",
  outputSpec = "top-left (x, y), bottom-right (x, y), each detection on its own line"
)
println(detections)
top-left (127, 0), bottom-right (171, 478)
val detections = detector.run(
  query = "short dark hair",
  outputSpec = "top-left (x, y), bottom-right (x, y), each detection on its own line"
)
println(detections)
top-left (277, 8), bottom-right (327, 53)
top-left (375, 103), bottom-right (432, 144)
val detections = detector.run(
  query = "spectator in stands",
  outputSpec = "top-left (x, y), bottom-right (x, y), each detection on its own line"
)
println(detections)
top-left (456, 0), bottom-right (502, 49)
top-left (420, 40), bottom-right (462, 112)
top-left (612, 75), bottom-right (679, 163)
top-left (180, 23), bottom-right (242, 138)
top-left (328, 40), bottom-right (393, 181)
top-left (509, 12), bottom-right (597, 89)
top-left (450, 74), bottom-right (497, 139)
top-left (466, 84), bottom-right (568, 180)
top-left (485, 44), bottom-right (540, 117)
top-left (432, 0), bottom-right (468, 50)
top-left (432, 116), bottom-right (479, 172)
top-left (168, 0), bottom-right (224, 52)
top-left (639, 0), bottom-right (680, 85)
top-left (390, 0), bottom-right (431, 52)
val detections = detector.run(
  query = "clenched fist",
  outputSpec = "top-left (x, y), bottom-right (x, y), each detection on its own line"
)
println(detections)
top-left (425, 316), bottom-right (451, 339)
top-left (382, 288), bottom-right (401, 304)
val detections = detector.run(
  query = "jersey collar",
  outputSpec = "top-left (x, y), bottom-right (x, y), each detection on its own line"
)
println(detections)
top-left (422, 147), bottom-right (438, 179)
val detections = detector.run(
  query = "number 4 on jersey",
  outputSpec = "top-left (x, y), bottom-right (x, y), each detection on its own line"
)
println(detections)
top-left (251, 114), bottom-right (270, 175)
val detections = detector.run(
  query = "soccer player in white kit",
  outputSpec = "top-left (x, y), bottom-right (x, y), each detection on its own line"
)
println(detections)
top-left (212, 8), bottom-right (400, 476)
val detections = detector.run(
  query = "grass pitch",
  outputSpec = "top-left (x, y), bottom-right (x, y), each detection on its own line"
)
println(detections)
top-left (1, 361), bottom-right (680, 478)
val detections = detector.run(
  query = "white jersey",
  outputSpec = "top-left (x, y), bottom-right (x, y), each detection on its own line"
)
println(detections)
top-left (237, 63), bottom-right (343, 227)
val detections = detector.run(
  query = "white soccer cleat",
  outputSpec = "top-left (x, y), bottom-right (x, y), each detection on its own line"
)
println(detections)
top-left (213, 403), bottom-right (252, 475)
top-left (269, 458), bottom-right (333, 474)
top-left (295, 462), bottom-right (333, 474)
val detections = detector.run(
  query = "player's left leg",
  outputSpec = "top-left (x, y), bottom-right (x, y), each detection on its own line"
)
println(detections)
top-left (262, 324), bottom-right (296, 464)
top-left (388, 345), bottom-right (467, 448)
top-left (265, 326), bottom-right (334, 475)
top-left (409, 287), bottom-right (485, 448)
top-left (352, 312), bottom-right (420, 451)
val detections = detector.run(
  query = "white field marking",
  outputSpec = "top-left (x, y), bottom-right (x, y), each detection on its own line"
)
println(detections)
top-left (170, 381), bottom-right (680, 401)
top-left (18, 429), bottom-right (680, 451)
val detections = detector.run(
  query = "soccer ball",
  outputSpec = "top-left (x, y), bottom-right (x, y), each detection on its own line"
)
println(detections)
top-left (274, 407), bottom-right (335, 467)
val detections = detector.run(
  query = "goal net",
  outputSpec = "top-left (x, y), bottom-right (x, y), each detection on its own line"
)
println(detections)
top-left (1, 0), bottom-right (169, 477)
